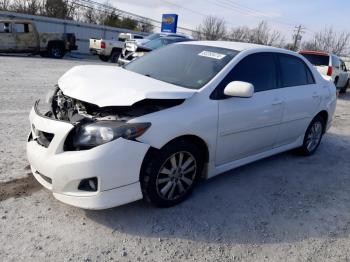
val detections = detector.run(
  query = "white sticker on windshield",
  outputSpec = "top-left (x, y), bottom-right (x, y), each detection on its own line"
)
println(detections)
top-left (198, 51), bottom-right (226, 60)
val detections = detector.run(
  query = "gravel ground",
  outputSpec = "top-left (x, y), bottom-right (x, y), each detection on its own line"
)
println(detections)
top-left (1, 55), bottom-right (350, 262)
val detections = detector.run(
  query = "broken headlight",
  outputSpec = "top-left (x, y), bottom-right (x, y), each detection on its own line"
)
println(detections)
top-left (72, 121), bottom-right (151, 148)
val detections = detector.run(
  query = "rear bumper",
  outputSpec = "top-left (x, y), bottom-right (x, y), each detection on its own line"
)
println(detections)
top-left (27, 107), bottom-right (150, 209)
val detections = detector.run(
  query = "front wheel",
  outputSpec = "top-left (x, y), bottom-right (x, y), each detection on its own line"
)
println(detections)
top-left (141, 140), bottom-right (204, 207)
top-left (297, 115), bottom-right (325, 156)
top-left (110, 50), bottom-right (121, 63)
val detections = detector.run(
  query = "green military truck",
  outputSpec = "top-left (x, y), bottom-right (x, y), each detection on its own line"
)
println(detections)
top-left (0, 19), bottom-right (77, 58)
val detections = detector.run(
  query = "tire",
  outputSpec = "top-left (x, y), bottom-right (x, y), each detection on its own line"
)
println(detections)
top-left (339, 79), bottom-right (349, 94)
top-left (297, 115), bottom-right (325, 156)
top-left (141, 139), bottom-right (204, 207)
top-left (110, 49), bottom-right (121, 63)
top-left (98, 55), bottom-right (110, 62)
top-left (48, 43), bottom-right (65, 59)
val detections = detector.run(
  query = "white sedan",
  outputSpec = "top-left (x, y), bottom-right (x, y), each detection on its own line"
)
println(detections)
top-left (27, 41), bottom-right (337, 209)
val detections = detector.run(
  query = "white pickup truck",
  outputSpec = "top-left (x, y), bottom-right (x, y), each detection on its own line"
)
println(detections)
top-left (89, 33), bottom-right (144, 63)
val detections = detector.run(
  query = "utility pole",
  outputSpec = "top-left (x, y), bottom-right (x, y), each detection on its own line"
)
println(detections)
top-left (293, 25), bottom-right (305, 51)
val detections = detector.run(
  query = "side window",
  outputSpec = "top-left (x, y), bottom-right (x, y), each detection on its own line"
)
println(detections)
top-left (332, 56), bottom-right (340, 68)
top-left (14, 23), bottom-right (31, 33)
top-left (0, 22), bottom-right (11, 33)
top-left (279, 54), bottom-right (311, 87)
top-left (221, 52), bottom-right (277, 93)
top-left (306, 66), bottom-right (316, 84)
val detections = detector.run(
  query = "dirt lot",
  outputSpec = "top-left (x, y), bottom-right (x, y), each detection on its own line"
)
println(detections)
top-left (1, 55), bottom-right (350, 262)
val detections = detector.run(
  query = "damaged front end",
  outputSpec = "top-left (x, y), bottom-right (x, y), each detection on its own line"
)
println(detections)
top-left (35, 86), bottom-right (184, 150)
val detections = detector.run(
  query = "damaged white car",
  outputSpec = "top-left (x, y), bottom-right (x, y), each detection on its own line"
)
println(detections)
top-left (27, 41), bottom-right (337, 209)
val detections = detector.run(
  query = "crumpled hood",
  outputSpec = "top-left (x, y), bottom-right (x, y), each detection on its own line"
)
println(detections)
top-left (58, 65), bottom-right (196, 107)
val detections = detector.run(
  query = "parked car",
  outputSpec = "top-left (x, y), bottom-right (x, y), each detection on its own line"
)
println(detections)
top-left (89, 33), bottom-right (144, 63)
top-left (27, 41), bottom-right (336, 209)
top-left (118, 36), bottom-right (191, 65)
top-left (0, 20), bottom-right (77, 58)
top-left (134, 32), bottom-right (192, 46)
top-left (300, 51), bottom-right (349, 93)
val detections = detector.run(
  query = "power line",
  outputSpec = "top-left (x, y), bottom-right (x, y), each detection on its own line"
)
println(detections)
top-left (77, 0), bottom-right (199, 35)
top-left (293, 25), bottom-right (306, 50)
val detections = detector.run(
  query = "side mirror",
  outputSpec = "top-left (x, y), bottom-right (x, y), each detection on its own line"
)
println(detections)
top-left (224, 81), bottom-right (254, 98)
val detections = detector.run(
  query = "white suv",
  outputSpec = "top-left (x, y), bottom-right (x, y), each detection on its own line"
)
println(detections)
top-left (300, 51), bottom-right (349, 93)
top-left (27, 42), bottom-right (337, 209)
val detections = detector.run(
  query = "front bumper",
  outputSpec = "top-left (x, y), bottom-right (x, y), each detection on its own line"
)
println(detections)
top-left (26, 107), bottom-right (150, 209)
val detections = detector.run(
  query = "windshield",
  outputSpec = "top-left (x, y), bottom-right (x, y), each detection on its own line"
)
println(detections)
top-left (145, 33), bottom-right (160, 41)
top-left (143, 38), bottom-right (166, 50)
top-left (301, 53), bottom-right (329, 66)
top-left (124, 44), bottom-right (238, 89)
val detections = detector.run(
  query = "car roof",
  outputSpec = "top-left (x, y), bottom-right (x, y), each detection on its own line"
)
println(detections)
top-left (178, 40), bottom-right (285, 52)
top-left (0, 19), bottom-right (33, 23)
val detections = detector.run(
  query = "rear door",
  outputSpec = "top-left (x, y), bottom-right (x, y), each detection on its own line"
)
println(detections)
top-left (274, 53), bottom-right (321, 147)
top-left (0, 22), bottom-right (15, 51)
top-left (215, 52), bottom-right (284, 165)
top-left (13, 22), bottom-right (38, 52)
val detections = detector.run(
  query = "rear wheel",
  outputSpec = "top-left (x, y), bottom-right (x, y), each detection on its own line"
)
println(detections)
top-left (141, 140), bottom-right (203, 207)
top-left (48, 44), bottom-right (65, 59)
top-left (98, 55), bottom-right (110, 62)
top-left (297, 115), bottom-right (325, 156)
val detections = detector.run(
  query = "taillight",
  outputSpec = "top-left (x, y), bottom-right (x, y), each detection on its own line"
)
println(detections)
top-left (327, 66), bottom-right (333, 76)
top-left (101, 41), bottom-right (106, 49)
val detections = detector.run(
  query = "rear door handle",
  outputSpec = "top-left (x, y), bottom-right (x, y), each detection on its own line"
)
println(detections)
top-left (312, 92), bottom-right (320, 98)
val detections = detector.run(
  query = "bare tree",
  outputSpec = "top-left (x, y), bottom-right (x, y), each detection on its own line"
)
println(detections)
top-left (228, 21), bottom-right (285, 47)
top-left (302, 27), bottom-right (350, 56)
top-left (0, 0), bottom-right (11, 11)
top-left (82, 7), bottom-right (98, 24)
top-left (8, 0), bottom-right (43, 15)
top-left (138, 18), bottom-right (154, 33)
top-left (43, 0), bottom-right (79, 20)
top-left (249, 21), bottom-right (285, 47)
top-left (229, 26), bottom-right (250, 42)
top-left (194, 16), bottom-right (227, 40)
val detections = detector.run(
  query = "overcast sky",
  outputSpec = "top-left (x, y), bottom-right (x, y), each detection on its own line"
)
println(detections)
top-left (103, 0), bottom-right (350, 41)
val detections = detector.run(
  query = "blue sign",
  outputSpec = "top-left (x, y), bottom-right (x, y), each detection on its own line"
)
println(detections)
top-left (161, 14), bottom-right (178, 33)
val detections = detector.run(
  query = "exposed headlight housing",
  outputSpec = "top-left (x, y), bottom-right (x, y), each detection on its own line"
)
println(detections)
top-left (72, 121), bottom-right (151, 149)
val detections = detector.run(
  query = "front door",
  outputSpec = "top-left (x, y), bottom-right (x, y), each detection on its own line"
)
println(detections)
top-left (215, 52), bottom-right (284, 165)
top-left (14, 22), bottom-right (38, 52)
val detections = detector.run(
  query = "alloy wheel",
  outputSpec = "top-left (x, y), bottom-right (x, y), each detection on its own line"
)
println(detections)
top-left (156, 151), bottom-right (197, 201)
top-left (306, 121), bottom-right (323, 152)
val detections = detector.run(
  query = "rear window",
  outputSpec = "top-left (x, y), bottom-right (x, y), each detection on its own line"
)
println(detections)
top-left (300, 53), bottom-right (329, 66)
